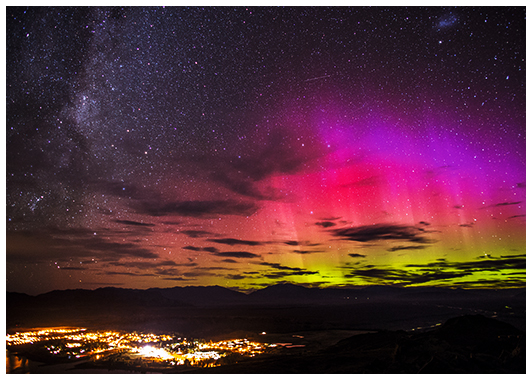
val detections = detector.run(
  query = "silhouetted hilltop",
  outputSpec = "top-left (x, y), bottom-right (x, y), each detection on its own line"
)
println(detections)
top-left (247, 283), bottom-right (321, 304)
top-left (150, 285), bottom-right (248, 306)
top-left (321, 314), bottom-right (525, 373)
top-left (190, 314), bottom-right (525, 374)
top-left (31, 287), bottom-right (189, 309)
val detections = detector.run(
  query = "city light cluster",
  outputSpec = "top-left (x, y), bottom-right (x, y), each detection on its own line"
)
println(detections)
top-left (6, 328), bottom-right (86, 346)
top-left (7, 327), bottom-right (274, 368)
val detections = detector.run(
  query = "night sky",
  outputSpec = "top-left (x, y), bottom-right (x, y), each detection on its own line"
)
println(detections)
top-left (6, 6), bottom-right (526, 295)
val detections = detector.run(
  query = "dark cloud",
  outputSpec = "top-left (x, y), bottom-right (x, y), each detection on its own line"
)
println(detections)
top-left (284, 240), bottom-right (300, 246)
top-left (260, 262), bottom-right (296, 271)
top-left (109, 260), bottom-right (197, 269)
top-left (449, 278), bottom-right (526, 288)
top-left (183, 245), bottom-right (219, 253)
top-left (207, 238), bottom-right (263, 246)
top-left (135, 199), bottom-right (258, 217)
top-left (501, 253), bottom-right (526, 259)
top-left (183, 245), bottom-right (202, 251)
top-left (179, 266), bottom-right (233, 278)
top-left (508, 214), bottom-right (526, 219)
top-left (6, 230), bottom-right (159, 263)
top-left (387, 245), bottom-right (428, 252)
top-left (459, 223), bottom-right (474, 228)
top-left (104, 271), bottom-right (155, 277)
top-left (114, 219), bottom-right (156, 227)
top-left (197, 131), bottom-right (324, 200)
top-left (59, 267), bottom-right (85, 271)
top-left (293, 250), bottom-right (321, 254)
top-left (282, 240), bottom-right (320, 247)
top-left (321, 217), bottom-right (342, 221)
top-left (259, 262), bottom-right (319, 277)
top-left (213, 251), bottom-right (261, 258)
top-left (340, 254), bottom-right (526, 286)
top-left (494, 201), bottom-right (521, 207)
top-left (264, 270), bottom-right (318, 279)
top-left (405, 255), bottom-right (526, 272)
top-left (331, 224), bottom-right (435, 244)
top-left (77, 238), bottom-right (159, 259)
top-left (209, 171), bottom-right (274, 200)
top-left (180, 230), bottom-right (214, 238)
top-left (221, 259), bottom-right (238, 263)
top-left (154, 268), bottom-right (181, 276)
top-left (163, 277), bottom-right (189, 282)
top-left (225, 274), bottom-right (247, 280)
top-left (202, 247), bottom-right (220, 253)
top-left (418, 221), bottom-right (430, 226)
top-left (316, 221), bottom-right (336, 228)
top-left (480, 201), bottom-right (522, 209)
top-left (345, 267), bottom-right (470, 285)
top-left (347, 253), bottom-right (366, 258)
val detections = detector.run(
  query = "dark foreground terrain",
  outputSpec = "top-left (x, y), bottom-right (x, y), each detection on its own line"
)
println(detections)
top-left (6, 284), bottom-right (526, 373)
top-left (188, 314), bottom-right (525, 373)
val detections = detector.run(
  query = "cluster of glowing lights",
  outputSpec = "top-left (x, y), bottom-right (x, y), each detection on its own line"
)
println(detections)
top-left (137, 345), bottom-right (175, 360)
top-left (6, 327), bottom-right (273, 368)
top-left (6, 328), bottom-right (86, 345)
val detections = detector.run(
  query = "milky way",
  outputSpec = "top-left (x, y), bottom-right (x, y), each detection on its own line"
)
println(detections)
top-left (6, 7), bottom-right (526, 294)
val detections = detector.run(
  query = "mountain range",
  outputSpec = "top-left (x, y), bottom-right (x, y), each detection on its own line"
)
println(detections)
top-left (6, 284), bottom-right (526, 336)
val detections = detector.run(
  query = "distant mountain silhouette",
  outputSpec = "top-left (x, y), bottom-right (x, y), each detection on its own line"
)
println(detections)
top-left (150, 285), bottom-right (248, 306)
top-left (7, 283), bottom-right (526, 309)
top-left (6, 284), bottom-right (526, 335)
top-left (247, 283), bottom-right (319, 304)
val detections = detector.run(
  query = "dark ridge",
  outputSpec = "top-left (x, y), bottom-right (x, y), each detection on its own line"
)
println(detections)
top-left (7, 285), bottom-right (526, 334)
top-left (191, 314), bottom-right (525, 374)
top-left (149, 285), bottom-right (248, 306)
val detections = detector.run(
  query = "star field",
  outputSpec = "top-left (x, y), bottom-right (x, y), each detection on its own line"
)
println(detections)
top-left (6, 6), bottom-right (526, 294)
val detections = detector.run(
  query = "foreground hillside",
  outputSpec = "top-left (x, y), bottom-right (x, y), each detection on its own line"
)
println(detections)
top-left (185, 314), bottom-right (525, 374)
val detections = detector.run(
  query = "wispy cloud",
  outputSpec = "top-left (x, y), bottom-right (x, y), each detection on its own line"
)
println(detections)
top-left (103, 271), bottom-right (156, 277)
top-left (195, 131), bottom-right (324, 200)
top-left (293, 250), bottom-right (320, 254)
top-left (283, 240), bottom-right (320, 247)
top-left (339, 254), bottom-right (526, 286)
top-left (331, 224), bottom-right (435, 244)
top-left (207, 238), bottom-right (263, 246)
top-left (347, 253), bottom-right (366, 258)
top-left (6, 230), bottom-right (159, 263)
top-left (114, 219), bottom-right (156, 227)
top-left (180, 230), bottom-right (215, 238)
top-left (183, 245), bottom-right (219, 253)
top-left (135, 199), bottom-right (258, 217)
top-left (345, 267), bottom-right (469, 285)
top-left (480, 201), bottom-right (522, 209)
top-left (316, 221), bottom-right (336, 228)
top-left (387, 245), bottom-right (428, 252)
top-left (213, 251), bottom-right (261, 258)
top-left (259, 262), bottom-right (319, 278)
top-left (109, 260), bottom-right (197, 270)
top-left (405, 255), bottom-right (526, 271)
